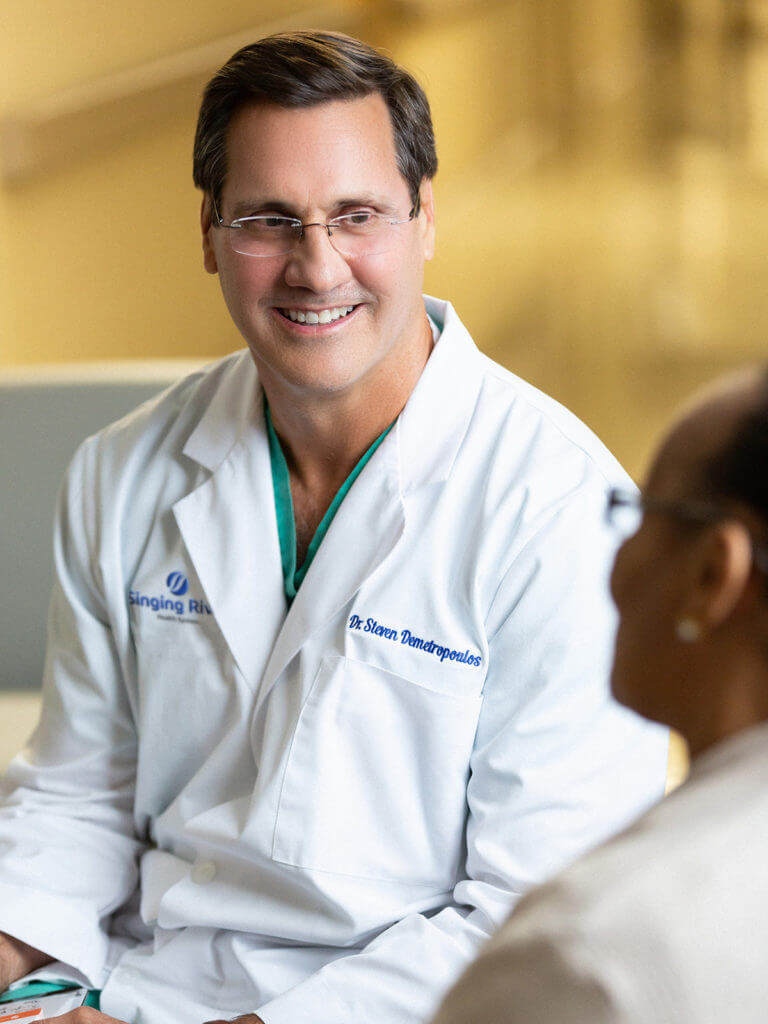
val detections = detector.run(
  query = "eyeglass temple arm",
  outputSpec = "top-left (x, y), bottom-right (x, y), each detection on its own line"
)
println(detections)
top-left (210, 194), bottom-right (226, 226)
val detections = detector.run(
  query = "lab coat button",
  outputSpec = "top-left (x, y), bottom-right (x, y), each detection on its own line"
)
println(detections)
top-left (190, 859), bottom-right (217, 884)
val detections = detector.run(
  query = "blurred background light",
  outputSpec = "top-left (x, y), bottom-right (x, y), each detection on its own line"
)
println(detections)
top-left (2, 0), bottom-right (766, 480)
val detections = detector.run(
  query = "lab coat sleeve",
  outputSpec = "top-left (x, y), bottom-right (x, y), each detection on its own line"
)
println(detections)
top-left (0, 437), bottom-right (144, 986)
top-left (254, 481), bottom-right (669, 1024)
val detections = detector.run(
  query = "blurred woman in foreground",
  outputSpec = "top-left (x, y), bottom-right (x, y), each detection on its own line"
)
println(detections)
top-left (433, 366), bottom-right (768, 1024)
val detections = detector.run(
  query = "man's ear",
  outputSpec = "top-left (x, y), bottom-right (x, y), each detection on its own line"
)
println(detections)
top-left (201, 195), bottom-right (218, 275)
top-left (419, 179), bottom-right (435, 262)
top-left (686, 520), bottom-right (755, 631)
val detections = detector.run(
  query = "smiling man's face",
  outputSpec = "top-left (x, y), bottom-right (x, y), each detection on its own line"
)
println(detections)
top-left (202, 93), bottom-right (435, 402)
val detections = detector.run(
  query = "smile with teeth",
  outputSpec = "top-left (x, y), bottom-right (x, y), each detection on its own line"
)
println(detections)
top-left (281, 305), bottom-right (357, 325)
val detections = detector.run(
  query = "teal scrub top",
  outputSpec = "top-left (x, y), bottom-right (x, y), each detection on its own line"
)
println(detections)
top-left (265, 405), bottom-right (394, 601)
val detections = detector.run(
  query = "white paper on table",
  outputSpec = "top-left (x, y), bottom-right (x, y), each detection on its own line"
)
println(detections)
top-left (0, 988), bottom-right (87, 1022)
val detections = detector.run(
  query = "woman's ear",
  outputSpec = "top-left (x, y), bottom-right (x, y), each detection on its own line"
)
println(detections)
top-left (685, 520), bottom-right (755, 632)
top-left (201, 195), bottom-right (219, 275)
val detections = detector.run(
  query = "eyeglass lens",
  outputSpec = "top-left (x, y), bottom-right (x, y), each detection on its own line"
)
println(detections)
top-left (228, 216), bottom-right (405, 258)
top-left (606, 492), bottom-right (643, 540)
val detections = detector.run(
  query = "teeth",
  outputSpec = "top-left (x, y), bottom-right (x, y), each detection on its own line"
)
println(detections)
top-left (284, 305), bottom-right (355, 324)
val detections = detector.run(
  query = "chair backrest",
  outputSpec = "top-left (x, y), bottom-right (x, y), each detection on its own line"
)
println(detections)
top-left (0, 360), bottom-right (207, 691)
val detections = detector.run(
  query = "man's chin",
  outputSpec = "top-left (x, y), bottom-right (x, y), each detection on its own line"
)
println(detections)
top-left (254, 359), bottom-right (369, 400)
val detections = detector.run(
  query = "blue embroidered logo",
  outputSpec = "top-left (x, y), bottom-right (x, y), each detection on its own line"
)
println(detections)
top-left (129, 569), bottom-right (212, 622)
top-left (348, 613), bottom-right (482, 668)
top-left (166, 571), bottom-right (189, 596)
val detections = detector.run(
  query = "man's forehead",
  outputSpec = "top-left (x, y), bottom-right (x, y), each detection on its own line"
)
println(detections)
top-left (225, 94), bottom-right (396, 160)
top-left (221, 94), bottom-right (406, 204)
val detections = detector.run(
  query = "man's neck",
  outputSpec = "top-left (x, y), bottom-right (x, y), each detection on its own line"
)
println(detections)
top-left (264, 314), bottom-right (434, 493)
top-left (262, 314), bottom-right (434, 561)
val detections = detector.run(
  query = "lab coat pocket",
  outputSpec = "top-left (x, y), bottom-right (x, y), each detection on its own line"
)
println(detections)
top-left (272, 654), bottom-right (482, 885)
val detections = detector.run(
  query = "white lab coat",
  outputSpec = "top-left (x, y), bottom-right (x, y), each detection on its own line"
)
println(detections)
top-left (431, 720), bottom-right (768, 1024)
top-left (0, 297), bottom-right (667, 1024)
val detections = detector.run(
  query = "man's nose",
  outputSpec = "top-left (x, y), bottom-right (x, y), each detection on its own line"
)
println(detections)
top-left (283, 223), bottom-right (352, 292)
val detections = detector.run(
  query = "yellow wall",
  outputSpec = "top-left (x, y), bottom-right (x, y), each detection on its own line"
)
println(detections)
top-left (2, 1), bottom-right (768, 480)
top-left (0, 0), bottom-right (269, 364)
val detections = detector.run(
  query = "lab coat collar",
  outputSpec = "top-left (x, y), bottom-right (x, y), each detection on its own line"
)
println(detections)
top-left (397, 296), bottom-right (485, 494)
top-left (181, 351), bottom-right (261, 471)
top-left (174, 378), bottom-right (287, 694)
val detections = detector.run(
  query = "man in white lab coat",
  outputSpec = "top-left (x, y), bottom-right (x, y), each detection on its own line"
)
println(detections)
top-left (0, 32), bottom-right (668, 1024)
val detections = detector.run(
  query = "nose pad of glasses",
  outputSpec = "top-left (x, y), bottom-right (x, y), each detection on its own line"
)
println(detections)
top-left (300, 224), bottom-right (364, 267)
top-left (294, 221), bottom-right (338, 253)
top-left (283, 223), bottom-right (351, 287)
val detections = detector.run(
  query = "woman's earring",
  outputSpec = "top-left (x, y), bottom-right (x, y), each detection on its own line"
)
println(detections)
top-left (675, 617), bottom-right (702, 643)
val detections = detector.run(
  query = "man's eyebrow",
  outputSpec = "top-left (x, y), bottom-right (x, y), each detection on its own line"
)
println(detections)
top-left (334, 194), bottom-right (390, 209)
top-left (230, 198), bottom-right (299, 218)
top-left (335, 196), bottom-right (405, 217)
top-left (229, 194), bottom-right (396, 218)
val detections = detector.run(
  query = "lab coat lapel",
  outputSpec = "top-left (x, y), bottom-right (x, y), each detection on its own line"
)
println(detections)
top-left (254, 432), bottom-right (404, 712)
top-left (397, 296), bottom-right (486, 495)
top-left (173, 358), bottom-right (286, 693)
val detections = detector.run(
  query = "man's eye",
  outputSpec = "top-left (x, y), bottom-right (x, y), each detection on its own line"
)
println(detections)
top-left (236, 216), bottom-right (294, 235)
top-left (336, 212), bottom-right (378, 229)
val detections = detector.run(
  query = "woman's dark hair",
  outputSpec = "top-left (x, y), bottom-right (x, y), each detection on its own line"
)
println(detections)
top-left (702, 367), bottom-right (768, 526)
top-left (193, 31), bottom-right (438, 210)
